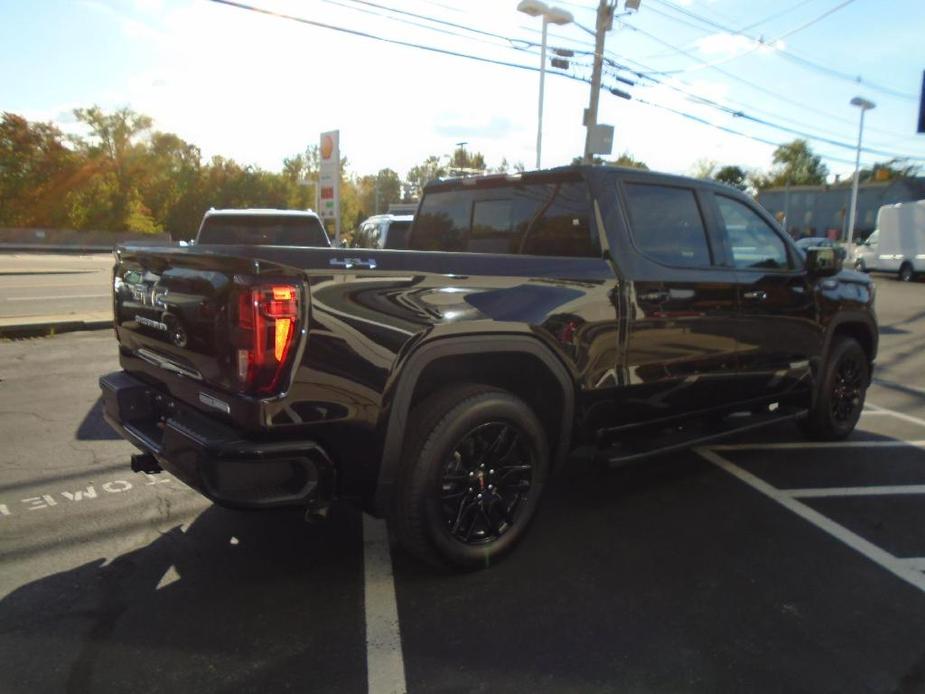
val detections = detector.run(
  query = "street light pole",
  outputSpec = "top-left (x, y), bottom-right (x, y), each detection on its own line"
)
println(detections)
top-left (517, 1), bottom-right (573, 170)
top-left (847, 96), bottom-right (875, 252)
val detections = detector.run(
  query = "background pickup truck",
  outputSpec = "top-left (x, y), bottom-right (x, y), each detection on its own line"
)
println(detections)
top-left (191, 208), bottom-right (331, 247)
top-left (101, 165), bottom-right (877, 570)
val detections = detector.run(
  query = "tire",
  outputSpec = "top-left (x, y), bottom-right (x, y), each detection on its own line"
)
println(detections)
top-left (391, 384), bottom-right (550, 571)
top-left (899, 263), bottom-right (915, 282)
top-left (855, 258), bottom-right (866, 272)
top-left (800, 336), bottom-right (869, 441)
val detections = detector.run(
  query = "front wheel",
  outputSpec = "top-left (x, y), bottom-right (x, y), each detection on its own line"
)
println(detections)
top-left (392, 384), bottom-right (549, 571)
top-left (899, 263), bottom-right (915, 282)
top-left (800, 336), bottom-right (869, 441)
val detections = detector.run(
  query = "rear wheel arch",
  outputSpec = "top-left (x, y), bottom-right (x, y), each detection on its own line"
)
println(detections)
top-left (374, 335), bottom-right (575, 516)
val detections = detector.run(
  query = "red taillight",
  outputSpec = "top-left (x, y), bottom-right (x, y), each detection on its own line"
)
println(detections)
top-left (236, 283), bottom-right (300, 394)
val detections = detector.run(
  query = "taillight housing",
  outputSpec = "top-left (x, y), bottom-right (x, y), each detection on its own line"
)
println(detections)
top-left (235, 283), bottom-right (301, 394)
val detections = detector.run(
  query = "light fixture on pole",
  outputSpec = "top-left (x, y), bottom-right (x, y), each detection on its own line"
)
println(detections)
top-left (846, 96), bottom-right (875, 252)
top-left (517, 0), bottom-right (573, 169)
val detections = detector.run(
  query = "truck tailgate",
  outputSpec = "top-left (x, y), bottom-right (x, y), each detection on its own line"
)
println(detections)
top-left (113, 245), bottom-right (308, 405)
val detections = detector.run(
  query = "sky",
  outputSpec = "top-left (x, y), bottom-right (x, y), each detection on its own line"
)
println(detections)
top-left (2, 0), bottom-right (924, 181)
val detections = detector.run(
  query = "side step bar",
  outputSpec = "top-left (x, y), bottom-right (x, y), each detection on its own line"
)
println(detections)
top-left (598, 408), bottom-right (808, 467)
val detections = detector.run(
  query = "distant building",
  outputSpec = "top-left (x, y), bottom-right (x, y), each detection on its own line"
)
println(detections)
top-left (757, 177), bottom-right (925, 241)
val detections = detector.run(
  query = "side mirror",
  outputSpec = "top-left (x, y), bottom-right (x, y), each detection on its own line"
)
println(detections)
top-left (805, 246), bottom-right (841, 276)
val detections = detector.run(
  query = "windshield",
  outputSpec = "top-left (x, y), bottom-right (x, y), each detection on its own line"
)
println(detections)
top-left (197, 215), bottom-right (329, 246)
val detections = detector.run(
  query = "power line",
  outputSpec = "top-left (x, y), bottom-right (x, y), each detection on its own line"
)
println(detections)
top-left (738, 0), bottom-right (823, 32)
top-left (602, 58), bottom-right (924, 161)
top-left (208, 0), bottom-right (561, 76)
top-left (645, 0), bottom-right (917, 100)
top-left (315, 0), bottom-right (923, 157)
top-left (612, 18), bottom-right (918, 139)
top-left (628, 92), bottom-right (873, 167)
top-left (207, 0), bottom-right (910, 170)
top-left (314, 0), bottom-right (526, 52)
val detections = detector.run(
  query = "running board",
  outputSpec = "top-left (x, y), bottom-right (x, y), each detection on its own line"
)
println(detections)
top-left (598, 408), bottom-right (808, 467)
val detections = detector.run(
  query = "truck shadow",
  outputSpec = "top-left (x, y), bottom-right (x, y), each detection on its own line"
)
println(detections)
top-left (75, 397), bottom-right (121, 441)
top-left (0, 505), bottom-right (367, 694)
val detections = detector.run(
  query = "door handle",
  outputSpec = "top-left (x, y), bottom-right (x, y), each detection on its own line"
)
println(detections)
top-left (743, 290), bottom-right (767, 301)
top-left (638, 290), bottom-right (670, 302)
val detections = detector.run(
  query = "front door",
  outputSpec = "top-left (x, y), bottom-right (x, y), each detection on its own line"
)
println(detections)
top-left (614, 181), bottom-right (740, 424)
top-left (711, 193), bottom-right (822, 404)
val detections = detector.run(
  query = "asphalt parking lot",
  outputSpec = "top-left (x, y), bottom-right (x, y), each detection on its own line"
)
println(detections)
top-left (2, 277), bottom-right (925, 694)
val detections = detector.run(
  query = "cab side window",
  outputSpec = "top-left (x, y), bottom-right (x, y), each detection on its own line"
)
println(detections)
top-left (716, 195), bottom-right (791, 270)
top-left (623, 183), bottom-right (713, 268)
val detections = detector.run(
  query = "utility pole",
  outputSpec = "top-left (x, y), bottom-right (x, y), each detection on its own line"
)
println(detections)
top-left (583, 0), bottom-right (612, 164)
top-left (537, 16), bottom-right (548, 169)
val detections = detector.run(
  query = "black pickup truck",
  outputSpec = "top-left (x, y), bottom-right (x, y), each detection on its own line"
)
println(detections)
top-left (100, 165), bottom-right (877, 570)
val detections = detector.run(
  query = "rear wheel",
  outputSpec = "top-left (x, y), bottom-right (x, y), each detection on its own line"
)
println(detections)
top-left (899, 262), bottom-right (914, 282)
top-left (392, 384), bottom-right (549, 571)
top-left (800, 336), bottom-right (868, 441)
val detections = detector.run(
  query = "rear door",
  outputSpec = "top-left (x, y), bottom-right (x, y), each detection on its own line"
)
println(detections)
top-left (614, 179), bottom-right (740, 422)
top-left (710, 192), bottom-right (821, 403)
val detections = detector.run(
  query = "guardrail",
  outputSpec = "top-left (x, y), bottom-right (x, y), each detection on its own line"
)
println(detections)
top-left (0, 228), bottom-right (173, 253)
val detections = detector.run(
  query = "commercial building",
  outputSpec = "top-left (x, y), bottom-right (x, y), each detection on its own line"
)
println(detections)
top-left (758, 177), bottom-right (925, 241)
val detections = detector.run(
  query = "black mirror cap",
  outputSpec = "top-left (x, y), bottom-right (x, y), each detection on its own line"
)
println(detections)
top-left (806, 246), bottom-right (842, 276)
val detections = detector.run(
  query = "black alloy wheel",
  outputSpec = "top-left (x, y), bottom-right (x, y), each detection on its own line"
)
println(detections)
top-left (438, 422), bottom-right (533, 545)
top-left (393, 384), bottom-right (549, 570)
top-left (830, 351), bottom-right (864, 424)
top-left (800, 336), bottom-right (868, 441)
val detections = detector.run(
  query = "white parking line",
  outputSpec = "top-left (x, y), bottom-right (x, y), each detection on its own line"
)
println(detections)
top-left (785, 484), bottom-right (925, 498)
top-left (362, 513), bottom-right (407, 694)
top-left (696, 447), bottom-right (925, 594)
top-left (900, 558), bottom-right (925, 572)
top-left (864, 402), bottom-right (925, 430)
top-left (711, 440), bottom-right (925, 451)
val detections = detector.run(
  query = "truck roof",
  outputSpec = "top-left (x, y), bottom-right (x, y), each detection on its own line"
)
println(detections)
top-left (204, 208), bottom-right (320, 218)
top-left (424, 164), bottom-right (744, 196)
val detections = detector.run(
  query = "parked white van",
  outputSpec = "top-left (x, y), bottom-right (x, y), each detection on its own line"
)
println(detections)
top-left (852, 199), bottom-right (925, 281)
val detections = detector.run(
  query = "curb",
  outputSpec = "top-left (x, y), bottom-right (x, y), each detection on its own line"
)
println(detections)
top-left (0, 318), bottom-right (113, 339)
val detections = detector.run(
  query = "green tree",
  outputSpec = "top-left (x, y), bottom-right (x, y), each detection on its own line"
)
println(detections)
top-left (571, 152), bottom-right (648, 169)
top-left (714, 165), bottom-right (748, 191)
top-left (690, 158), bottom-right (717, 179)
top-left (357, 168), bottom-right (402, 217)
top-left (407, 155), bottom-right (446, 197)
top-left (611, 152), bottom-right (649, 170)
top-left (860, 158), bottom-right (920, 183)
top-left (448, 146), bottom-right (486, 174)
top-left (753, 139), bottom-right (828, 189)
top-left (70, 106), bottom-right (160, 231)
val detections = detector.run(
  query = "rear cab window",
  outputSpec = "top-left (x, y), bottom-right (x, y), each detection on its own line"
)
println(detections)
top-left (197, 214), bottom-right (330, 247)
top-left (410, 172), bottom-right (600, 257)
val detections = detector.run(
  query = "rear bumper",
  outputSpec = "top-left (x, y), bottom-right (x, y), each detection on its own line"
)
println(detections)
top-left (100, 371), bottom-right (335, 510)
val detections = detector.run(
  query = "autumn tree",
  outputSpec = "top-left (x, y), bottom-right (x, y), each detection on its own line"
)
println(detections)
top-left (0, 113), bottom-right (77, 227)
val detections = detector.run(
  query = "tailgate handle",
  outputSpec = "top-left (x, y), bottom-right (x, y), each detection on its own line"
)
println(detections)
top-left (743, 290), bottom-right (768, 301)
top-left (330, 257), bottom-right (377, 270)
